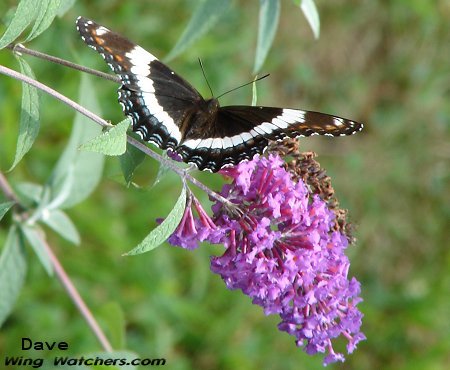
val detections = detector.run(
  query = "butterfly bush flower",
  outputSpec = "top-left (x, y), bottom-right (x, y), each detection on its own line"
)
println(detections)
top-left (169, 154), bottom-right (365, 365)
top-left (167, 194), bottom-right (223, 249)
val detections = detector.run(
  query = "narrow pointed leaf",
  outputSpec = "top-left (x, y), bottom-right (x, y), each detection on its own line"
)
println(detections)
top-left (57, 0), bottom-right (76, 17)
top-left (253, 0), bottom-right (280, 74)
top-left (25, 0), bottom-right (62, 42)
top-left (47, 75), bottom-right (104, 209)
top-left (9, 57), bottom-right (40, 170)
top-left (0, 0), bottom-right (40, 49)
top-left (79, 118), bottom-right (130, 156)
top-left (0, 202), bottom-right (15, 221)
top-left (20, 224), bottom-right (53, 275)
top-left (0, 226), bottom-right (27, 327)
top-left (42, 165), bottom-right (74, 212)
top-left (166, 0), bottom-right (231, 61)
top-left (152, 152), bottom-right (172, 188)
top-left (124, 185), bottom-right (187, 255)
top-left (299, 0), bottom-right (320, 39)
top-left (119, 142), bottom-right (146, 186)
top-left (41, 209), bottom-right (80, 245)
top-left (14, 182), bottom-right (43, 204)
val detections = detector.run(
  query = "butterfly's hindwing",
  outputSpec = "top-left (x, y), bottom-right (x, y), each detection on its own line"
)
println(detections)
top-left (177, 132), bottom-right (269, 172)
top-left (76, 17), bottom-right (363, 172)
top-left (175, 106), bottom-right (362, 172)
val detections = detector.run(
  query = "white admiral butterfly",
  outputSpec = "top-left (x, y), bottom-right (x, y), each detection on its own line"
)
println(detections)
top-left (76, 17), bottom-right (363, 172)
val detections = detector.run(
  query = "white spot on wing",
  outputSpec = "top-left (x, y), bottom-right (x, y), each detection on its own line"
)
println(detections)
top-left (94, 26), bottom-right (109, 36)
top-left (264, 122), bottom-right (277, 129)
top-left (280, 109), bottom-right (306, 123)
top-left (211, 138), bottom-right (223, 149)
top-left (272, 117), bottom-right (289, 128)
top-left (333, 117), bottom-right (344, 126)
top-left (183, 138), bottom-right (202, 149)
top-left (199, 138), bottom-right (213, 149)
top-left (184, 132), bottom-right (260, 151)
top-left (253, 123), bottom-right (272, 134)
top-left (222, 137), bottom-right (233, 149)
top-left (240, 132), bottom-right (253, 142)
top-left (252, 126), bottom-right (266, 135)
top-left (231, 136), bottom-right (244, 146)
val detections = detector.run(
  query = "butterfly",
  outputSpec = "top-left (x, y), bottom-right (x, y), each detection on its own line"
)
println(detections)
top-left (76, 17), bottom-right (363, 172)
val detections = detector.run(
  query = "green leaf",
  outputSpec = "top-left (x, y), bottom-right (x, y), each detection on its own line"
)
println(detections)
top-left (0, 0), bottom-right (40, 49)
top-left (20, 224), bottom-right (53, 276)
top-left (41, 209), bottom-right (80, 245)
top-left (14, 182), bottom-right (43, 204)
top-left (98, 302), bottom-right (126, 349)
top-left (79, 118), bottom-right (130, 156)
top-left (25, 0), bottom-right (62, 42)
top-left (152, 152), bottom-right (172, 188)
top-left (124, 185), bottom-right (187, 256)
top-left (299, 0), bottom-right (320, 39)
top-left (166, 0), bottom-right (231, 61)
top-left (0, 226), bottom-right (27, 327)
top-left (0, 202), bottom-right (15, 221)
top-left (9, 57), bottom-right (40, 170)
top-left (46, 75), bottom-right (104, 209)
top-left (119, 142), bottom-right (146, 186)
top-left (253, 0), bottom-right (280, 74)
top-left (56, 0), bottom-right (76, 17)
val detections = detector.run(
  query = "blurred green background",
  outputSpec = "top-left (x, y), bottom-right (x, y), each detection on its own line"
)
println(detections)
top-left (0, 1), bottom-right (449, 369)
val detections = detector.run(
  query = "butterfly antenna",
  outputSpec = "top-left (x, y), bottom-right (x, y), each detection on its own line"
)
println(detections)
top-left (198, 58), bottom-right (215, 98)
top-left (216, 73), bottom-right (270, 100)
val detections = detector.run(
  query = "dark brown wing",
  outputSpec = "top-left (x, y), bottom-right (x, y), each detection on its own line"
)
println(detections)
top-left (175, 106), bottom-right (363, 172)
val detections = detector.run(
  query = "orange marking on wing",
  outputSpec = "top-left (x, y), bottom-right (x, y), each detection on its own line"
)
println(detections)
top-left (93, 36), bottom-right (105, 45)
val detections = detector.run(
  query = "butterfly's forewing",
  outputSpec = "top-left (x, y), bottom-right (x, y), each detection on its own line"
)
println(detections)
top-left (76, 17), bottom-right (203, 150)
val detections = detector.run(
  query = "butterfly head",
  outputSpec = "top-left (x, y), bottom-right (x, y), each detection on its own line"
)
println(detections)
top-left (204, 98), bottom-right (220, 115)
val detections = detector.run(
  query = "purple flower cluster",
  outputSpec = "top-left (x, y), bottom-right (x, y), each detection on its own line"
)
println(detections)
top-left (168, 154), bottom-right (365, 365)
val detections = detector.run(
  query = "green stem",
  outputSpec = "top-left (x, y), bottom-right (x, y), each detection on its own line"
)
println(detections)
top-left (9, 43), bottom-right (120, 83)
